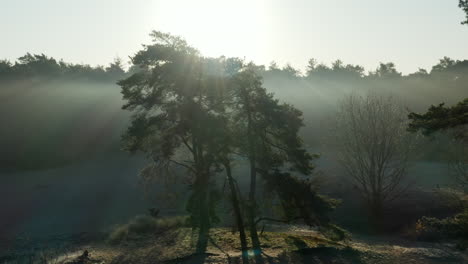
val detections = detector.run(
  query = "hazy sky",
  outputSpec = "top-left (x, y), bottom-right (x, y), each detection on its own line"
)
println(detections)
top-left (1, 0), bottom-right (468, 74)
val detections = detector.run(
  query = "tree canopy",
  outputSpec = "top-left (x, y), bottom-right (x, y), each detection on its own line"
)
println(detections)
top-left (460, 0), bottom-right (468, 25)
top-left (408, 98), bottom-right (468, 140)
top-left (0, 53), bottom-right (127, 81)
top-left (118, 31), bottom-right (340, 261)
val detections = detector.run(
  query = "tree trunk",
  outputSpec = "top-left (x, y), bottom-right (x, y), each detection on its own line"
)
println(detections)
top-left (195, 173), bottom-right (210, 254)
top-left (196, 210), bottom-right (209, 254)
top-left (248, 159), bottom-right (262, 254)
top-left (369, 197), bottom-right (384, 233)
top-left (224, 161), bottom-right (249, 264)
top-left (246, 104), bottom-right (263, 263)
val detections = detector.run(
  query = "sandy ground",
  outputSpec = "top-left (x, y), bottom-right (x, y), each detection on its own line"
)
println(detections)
top-left (6, 226), bottom-right (464, 264)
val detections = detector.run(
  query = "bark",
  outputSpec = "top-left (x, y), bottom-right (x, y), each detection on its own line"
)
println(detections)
top-left (246, 107), bottom-right (263, 263)
top-left (224, 161), bottom-right (249, 264)
top-left (248, 158), bottom-right (261, 253)
top-left (368, 196), bottom-right (384, 233)
top-left (194, 170), bottom-right (210, 253)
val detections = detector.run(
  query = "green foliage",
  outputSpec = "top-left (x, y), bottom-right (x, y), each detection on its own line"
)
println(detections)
top-left (306, 58), bottom-right (364, 80)
top-left (229, 67), bottom-right (316, 175)
top-left (369, 62), bottom-right (401, 78)
top-left (321, 224), bottom-right (350, 242)
top-left (3, 52), bottom-right (468, 84)
top-left (265, 61), bottom-right (301, 79)
top-left (408, 98), bottom-right (468, 139)
top-left (105, 57), bottom-right (126, 77)
top-left (432, 57), bottom-right (456, 72)
top-left (118, 31), bottom-right (231, 243)
top-left (415, 208), bottom-right (468, 246)
top-left (186, 188), bottom-right (222, 227)
top-left (108, 215), bottom-right (189, 244)
top-left (460, 0), bottom-right (468, 25)
top-left (263, 170), bottom-right (340, 227)
top-left (434, 188), bottom-right (468, 211)
top-left (0, 52), bottom-right (127, 81)
top-left (227, 66), bottom-right (339, 241)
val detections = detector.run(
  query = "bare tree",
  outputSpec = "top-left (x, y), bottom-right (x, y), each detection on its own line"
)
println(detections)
top-left (332, 93), bottom-right (415, 228)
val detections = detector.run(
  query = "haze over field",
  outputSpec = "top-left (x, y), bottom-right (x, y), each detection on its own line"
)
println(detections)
top-left (1, 1), bottom-right (467, 264)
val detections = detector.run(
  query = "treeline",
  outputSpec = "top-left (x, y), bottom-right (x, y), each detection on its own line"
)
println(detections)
top-left (266, 57), bottom-right (468, 81)
top-left (0, 53), bottom-right (128, 82)
top-left (2, 52), bottom-right (468, 84)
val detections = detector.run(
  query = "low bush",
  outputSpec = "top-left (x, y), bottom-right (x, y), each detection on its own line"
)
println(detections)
top-left (108, 215), bottom-right (189, 244)
top-left (414, 208), bottom-right (468, 249)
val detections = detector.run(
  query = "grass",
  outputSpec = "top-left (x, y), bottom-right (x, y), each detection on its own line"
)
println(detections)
top-left (107, 215), bottom-right (189, 244)
top-left (4, 223), bottom-right (466, 263)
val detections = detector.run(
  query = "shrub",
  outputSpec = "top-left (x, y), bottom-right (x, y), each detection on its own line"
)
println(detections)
top-left (108, 215), bottom-right (189, 244)
top-left (321, 224), bottom-right (350, 242)
top-left (414, 208), bottom-right (468, 247)
top-left (434, 188), bottom-right (468, 212)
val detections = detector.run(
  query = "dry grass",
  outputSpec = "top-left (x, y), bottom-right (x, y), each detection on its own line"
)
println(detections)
top-left (107, 215), bottom-right (189, 245)
top-left (3, 227), bottom-right (468, 263)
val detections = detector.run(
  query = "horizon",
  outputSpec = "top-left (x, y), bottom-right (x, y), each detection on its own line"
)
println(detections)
top-left (1, 0), bottom-right (468, 74)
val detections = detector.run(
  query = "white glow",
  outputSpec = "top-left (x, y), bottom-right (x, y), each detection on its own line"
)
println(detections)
top-left (154, 0), bottom-right (272, 63)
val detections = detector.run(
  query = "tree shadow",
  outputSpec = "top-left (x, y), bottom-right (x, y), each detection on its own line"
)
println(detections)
top-left (285, 236), bottom-right (308, 249)
top-left (261, 252), bottom-right (280, 264)
top-left (208, 235), bottom-right (241, 264)
top-left (163, 253), bottom-right (213, 264)
top-left (277, 246), bottom-right (365, 264)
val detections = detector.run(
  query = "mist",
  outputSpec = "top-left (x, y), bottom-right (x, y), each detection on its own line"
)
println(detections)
top-left (1, 56), bottom-right (466, 240)
top-left (1, 3), bottom-right (468, 261)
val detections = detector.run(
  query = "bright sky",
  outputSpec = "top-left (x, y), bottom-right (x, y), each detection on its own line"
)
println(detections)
top-left (1, 0), bottom-right (468, 74)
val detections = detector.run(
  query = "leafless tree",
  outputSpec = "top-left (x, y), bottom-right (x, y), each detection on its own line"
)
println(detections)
top-left (332, 93), bottom-right (416, 227)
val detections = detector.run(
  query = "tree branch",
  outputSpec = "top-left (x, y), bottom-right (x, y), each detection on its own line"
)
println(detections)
top-left (169, 159), bottom-right (196, 174)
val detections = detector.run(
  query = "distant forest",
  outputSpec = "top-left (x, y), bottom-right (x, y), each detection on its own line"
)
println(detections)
top-left (2, 52), bottom-right (468, 83)
top-left (0, 52), bottom-right (467, 172)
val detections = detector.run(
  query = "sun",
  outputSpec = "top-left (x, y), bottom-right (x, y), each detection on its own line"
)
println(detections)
top-left (153, 0), bottom-right (271, 62)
